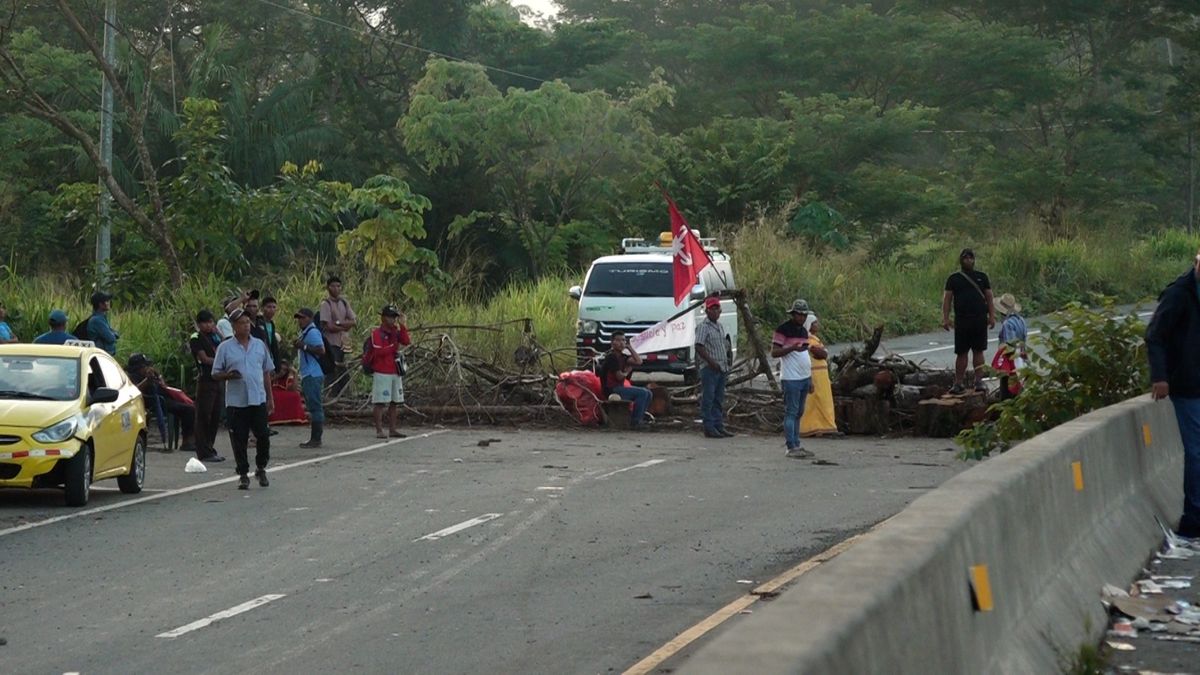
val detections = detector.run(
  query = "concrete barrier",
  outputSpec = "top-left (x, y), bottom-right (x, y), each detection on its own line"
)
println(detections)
top-left (684, 396), bottom-right (1184, 674)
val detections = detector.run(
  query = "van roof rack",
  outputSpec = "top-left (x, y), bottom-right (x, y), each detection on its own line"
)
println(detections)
top-left (620, 233), bottom-right (722, 255)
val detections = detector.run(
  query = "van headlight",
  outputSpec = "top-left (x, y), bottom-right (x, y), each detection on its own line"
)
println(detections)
top-left (577, 320), bottom-right (598, 335)
top-left (32, 415), bottom-right (82, 443)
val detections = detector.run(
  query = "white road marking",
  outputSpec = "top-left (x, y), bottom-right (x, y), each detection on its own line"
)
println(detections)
top-left (414, 513), bottom-right (503, 542)
top-left (895, 311), bottom-right (1155, 358)
top-left (156, 594), bottom-right (286, 639)
top-left (535, 486), bottom-right (564, 491)
top-left (0, 431), bottom-right (449, 539)
top-left (595, 459), bottom-right (667, 480)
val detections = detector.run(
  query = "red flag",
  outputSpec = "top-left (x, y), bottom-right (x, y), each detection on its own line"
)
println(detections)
top-left (663, 191), bottom-right (712, 306)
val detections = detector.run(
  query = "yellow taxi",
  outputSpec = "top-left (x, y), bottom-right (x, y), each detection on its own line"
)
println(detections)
top-left (0, 343), bottom-right (147, 506)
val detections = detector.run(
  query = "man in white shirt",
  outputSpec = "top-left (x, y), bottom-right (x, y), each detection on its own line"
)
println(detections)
top-left (771, 299), bottom-right (827, 458)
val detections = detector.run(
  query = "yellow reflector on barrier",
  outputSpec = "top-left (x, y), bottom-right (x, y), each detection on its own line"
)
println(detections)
top-left (1072, 461), bottom-right (1084, 491)
top-left (969, 564), bottom-right (994, 612)
top-left (1143, 424), bottom-right (1153, 447)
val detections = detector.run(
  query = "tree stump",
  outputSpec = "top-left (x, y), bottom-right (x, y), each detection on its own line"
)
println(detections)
top-left (916, 392), bottom-right (988, 437)
top-left (602, 400), bottom-right (633, 430)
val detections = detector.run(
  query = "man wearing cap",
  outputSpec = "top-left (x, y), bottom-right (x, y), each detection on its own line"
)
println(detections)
top-left (189, 309), bottom-right (226, 462)
top-left (34, 309), bottom-right (72, 345)
top-left (216, 291), bottom-right (246, 342)
top-left (127, 353), bottom-right (197, 454)
top-left (1147, 248), bottom-right (1200, 539)
top-left (942, 248), bottom-right (995, 394)
top-left (86, 291), bottom-right (119, 355)
top-left (319, 276), bottom-right (357, 398)
top-left (695, 295), bottom-right (734, 438)
top-left (294, 307), bottom-right (327, 448)
top-left (772, 300), bottom-right (827, 458)
top-left (212, 308), bottom-right (275, 489)
top-left (365, 305), bottom-right (412, 439)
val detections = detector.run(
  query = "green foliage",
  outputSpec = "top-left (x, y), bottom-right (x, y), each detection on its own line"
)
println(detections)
top-left (956, 300), bottom-right (1149, 460)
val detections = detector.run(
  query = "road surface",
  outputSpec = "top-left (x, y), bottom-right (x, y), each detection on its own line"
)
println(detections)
top-left (0, 425), bottom-right (965, 674)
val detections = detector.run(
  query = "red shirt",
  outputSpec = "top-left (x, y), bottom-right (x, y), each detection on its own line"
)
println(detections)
top-left (367, 324), bottom-right (411, 375)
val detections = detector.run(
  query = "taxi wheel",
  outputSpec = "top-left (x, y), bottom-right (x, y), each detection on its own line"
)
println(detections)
top-left (117, 434), bottom-right (146, 494)
top-left (64, 444), bottom-right (92, 507)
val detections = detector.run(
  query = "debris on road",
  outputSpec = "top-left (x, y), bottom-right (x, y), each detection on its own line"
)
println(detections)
top-left (1106, 640), bottom-right (1136, 651)
top-left (184, 457), bottom-right (207, 473)
top-left (633, 593), bottom-right (653, 599)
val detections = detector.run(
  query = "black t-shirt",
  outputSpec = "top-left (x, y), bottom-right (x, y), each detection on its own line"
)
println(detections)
top-left (599, 352), bottom-right (628, 396)
top-left (189, 332), bottom-right (220, 382)
top-left (945, 270), bottom-right (991, 318)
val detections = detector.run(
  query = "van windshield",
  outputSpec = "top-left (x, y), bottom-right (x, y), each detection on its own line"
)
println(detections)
top-left (585, 263), bottom-right (674, 297)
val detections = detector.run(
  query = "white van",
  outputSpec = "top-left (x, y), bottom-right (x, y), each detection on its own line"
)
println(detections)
top-left (569, 233), bottom-right (737, 383)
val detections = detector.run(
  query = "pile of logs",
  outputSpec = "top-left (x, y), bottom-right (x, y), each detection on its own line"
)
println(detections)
top-left (830, 326), bottom-right (991, 437)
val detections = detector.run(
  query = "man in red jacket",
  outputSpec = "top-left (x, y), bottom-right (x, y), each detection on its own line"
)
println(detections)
top-left (366, 305), bottom-right (412, 439)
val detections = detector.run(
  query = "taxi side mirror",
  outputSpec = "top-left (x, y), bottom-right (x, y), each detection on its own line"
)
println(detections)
top-left (88, 387), bottom-right (119, 405)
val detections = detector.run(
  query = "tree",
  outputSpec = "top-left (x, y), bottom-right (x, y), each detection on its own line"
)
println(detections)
top-left (400, 58), bottom-right (667, 277)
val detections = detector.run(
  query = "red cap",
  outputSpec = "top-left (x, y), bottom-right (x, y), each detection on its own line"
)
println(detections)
top-left (704, 296), bottom-right (721, 308)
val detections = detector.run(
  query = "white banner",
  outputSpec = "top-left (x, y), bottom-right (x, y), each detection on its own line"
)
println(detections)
top-left (630, 311), bottom-right (696, 354)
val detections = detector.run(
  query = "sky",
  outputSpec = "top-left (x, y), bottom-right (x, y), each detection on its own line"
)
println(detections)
top-left (516, 0), bottom-right (561, 21)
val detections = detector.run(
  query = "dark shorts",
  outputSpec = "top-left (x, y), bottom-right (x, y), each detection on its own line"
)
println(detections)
top-left (954, 317), bottom-right (988, 355)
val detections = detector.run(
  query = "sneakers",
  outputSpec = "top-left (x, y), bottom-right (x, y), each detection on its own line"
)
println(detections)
top-left (974, 382), bottom-right (988, 393)
top-left (237, 475), bottom-right (250, 490)
top-left (718, 428), bottom-right (736, 438)
top-left (389, 430), bottom-right (407, 438)
top-left (703, 429), bottom-right (723, 439)
top-left (256, 470), bottom-right (269, 488)
top-left (785, 448), bottom-right (815, 459)
top-left (199, 453), bottom-right (226, 463)
top-left (949, 384), bottom-right (965, 395)
top-left (299, 440), bottom-right (322, 448)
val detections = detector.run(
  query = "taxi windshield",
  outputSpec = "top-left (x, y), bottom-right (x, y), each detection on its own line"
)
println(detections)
top-left (0, 355), bottom-right (80, 401)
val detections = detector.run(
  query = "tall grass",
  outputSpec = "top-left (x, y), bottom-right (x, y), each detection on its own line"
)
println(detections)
top-left (0, 222), bottom-right (1192, 386)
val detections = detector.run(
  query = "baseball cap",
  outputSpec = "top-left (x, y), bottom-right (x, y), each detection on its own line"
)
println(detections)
top-left (381, 305), bottom-right (400, 317)
top-left (294, 307), bottom-right (315, 319)
top-left (127, 353), bottom-right (152, 370)
top-left (48, 309), bottom-right (68, 325)
top-left (704, 296), bottom-right (721, 309)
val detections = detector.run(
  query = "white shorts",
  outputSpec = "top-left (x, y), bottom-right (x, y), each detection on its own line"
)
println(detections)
top-left (372, 373), bottom-right (404, 404)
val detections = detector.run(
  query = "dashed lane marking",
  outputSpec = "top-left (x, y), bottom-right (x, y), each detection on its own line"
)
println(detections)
top-left (0, 431), bottom-right (448, 539)
top-left (595, 459), bottom-right (667, 480)
top-left (414, 513), bottom-right (504, 542)
top-left (156, 594), bottom-right (286, 638)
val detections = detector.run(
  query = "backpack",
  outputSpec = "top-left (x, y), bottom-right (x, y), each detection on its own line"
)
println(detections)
top-left (303, 325), bottom-right (337, 376)
top-left (361, 334), bottom-right (375, 375)
top-left (72, 317), bottom-right (91, 340)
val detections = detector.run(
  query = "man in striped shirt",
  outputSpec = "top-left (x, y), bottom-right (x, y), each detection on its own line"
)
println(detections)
top-left (695, 296), bottom-right (733, 438)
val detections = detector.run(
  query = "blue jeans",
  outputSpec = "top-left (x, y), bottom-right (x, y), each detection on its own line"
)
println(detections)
top-left (783, 378), bottom-right (811, 450)
top-left (1172, 397), bottom-right (1200, 535)
top-left (612, 385), bottom-right (652, 425)
top-left (700, 367), bottom-right (727, 432)
top-left (301, 375), bottom-right (325, 424)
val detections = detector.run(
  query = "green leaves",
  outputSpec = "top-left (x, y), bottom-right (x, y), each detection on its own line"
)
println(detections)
top-left (957, 299), bottom-right (1149, 460)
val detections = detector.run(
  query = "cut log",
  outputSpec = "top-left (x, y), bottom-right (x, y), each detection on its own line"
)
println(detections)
top-left (602, 400), bottom-right (633, 430)
top-left (915, 393), bottom-right (988, 437)
top-left (836, 397), bottom-right (891, 435)
top-left (901, 369), bottom-right (956, 388)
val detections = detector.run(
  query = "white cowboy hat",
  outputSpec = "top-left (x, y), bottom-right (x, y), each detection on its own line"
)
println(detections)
top-left (995, 293), bottom-right (1022, 315)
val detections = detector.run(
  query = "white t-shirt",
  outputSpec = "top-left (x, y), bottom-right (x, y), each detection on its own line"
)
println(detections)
top-left (773, 321), bottom-right (812, 381)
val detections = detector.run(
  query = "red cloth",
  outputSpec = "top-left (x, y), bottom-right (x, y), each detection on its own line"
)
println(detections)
top-left (365, 324), bottom-right (411, 375)
top-left (555, 371), bottom-right (603, 426)
top-left (662, 190), bottom-right (712, 306)
top-left (269, 378), bottom-right (308, 425)
top-left (991, 347), bottom-right (1023, 395)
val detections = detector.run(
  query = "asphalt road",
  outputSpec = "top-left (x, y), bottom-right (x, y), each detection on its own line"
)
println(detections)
top-left (825, 303), bottom-right (1158, 371)
top-left (0, 424), bottom-right (965, 674)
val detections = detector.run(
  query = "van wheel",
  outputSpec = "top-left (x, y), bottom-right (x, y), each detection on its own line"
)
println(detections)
top-left (64, 444), bottom-right (92, 507)
top-left (118, 434), bottom-right (146, 494)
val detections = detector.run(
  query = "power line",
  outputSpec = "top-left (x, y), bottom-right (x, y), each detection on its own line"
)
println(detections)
top-left (250, 0), bottom-right (549, 85)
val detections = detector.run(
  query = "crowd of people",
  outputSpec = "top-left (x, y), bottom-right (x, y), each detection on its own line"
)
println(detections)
top-left (2, 277), bottom-right (412, 490)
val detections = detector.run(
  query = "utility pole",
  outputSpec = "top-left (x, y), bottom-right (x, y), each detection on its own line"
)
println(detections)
top-left (97, 0), bottom-right (115, 285)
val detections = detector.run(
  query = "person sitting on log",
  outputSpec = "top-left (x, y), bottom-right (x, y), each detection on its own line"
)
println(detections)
top-left (599, 332), bottom-right (652, 430)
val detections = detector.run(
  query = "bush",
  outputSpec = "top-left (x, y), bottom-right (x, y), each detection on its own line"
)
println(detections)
top-left (956, 299), bottom-right (1148, 460)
